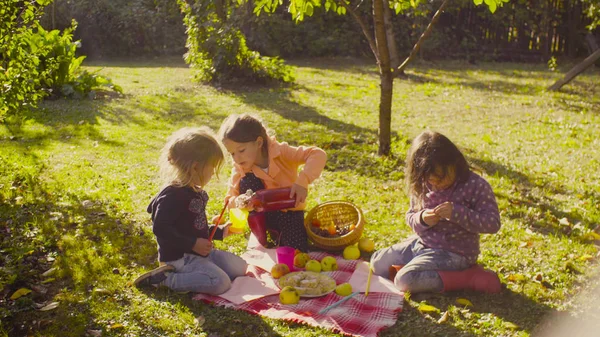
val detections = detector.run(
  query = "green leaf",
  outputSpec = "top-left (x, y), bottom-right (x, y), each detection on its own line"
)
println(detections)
top-left (484, 0), bottom-right (497, 13)
top-left (473, 0), bottom-right (484, 5)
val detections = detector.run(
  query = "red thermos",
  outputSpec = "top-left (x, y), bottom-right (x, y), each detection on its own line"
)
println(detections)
top-left (250, 187), bottom-right (296, 212)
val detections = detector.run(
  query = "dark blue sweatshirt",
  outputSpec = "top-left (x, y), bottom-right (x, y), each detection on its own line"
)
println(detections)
top-left (147, 185), bottom-right (224, 262)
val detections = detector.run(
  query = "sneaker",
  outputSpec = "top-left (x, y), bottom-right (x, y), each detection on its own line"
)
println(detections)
top-left (134, 265), bottom-right (175, 288)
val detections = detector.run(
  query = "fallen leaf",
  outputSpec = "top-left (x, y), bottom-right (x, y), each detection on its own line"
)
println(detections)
top-left (504, 321), bottom-right (519, 330)
top-left (93, 288), bottom-right (111, 295)
top-left (31, 284), bottom-right (48, 294)
top-left (456, 298), bottom-right (473, 307)
top-left (417, 302), bottom-right (440, 314)
top-left (559, 218), bottom-right (570, 226)
top-left (86, 330), bottom-right (102, 337)
top-left (41, 278), bottom-right (55, 284)
top-left (39, 302), bottom-right (59, 311)
top-left (507, 274), bottom-right (527, 283)
top-left (437, 311), bottom-right (449, 324)
top-left (10, 288), bottom-right (32, 300)
top-left (110, 323), bottom-right (124, 329)
top-left (535, 273), bottom-right (543, 282)
top-left (42, 268), bottom-right (57, 277)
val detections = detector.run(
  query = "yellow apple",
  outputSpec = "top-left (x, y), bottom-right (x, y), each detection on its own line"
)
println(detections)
top-left (305, 260), bottom-right (322, 273)
top-left (343, 244), bottom-right (360, 260)
top-left (358, 238), bottom-right (375, 253)
top-left (335, 282), bottom-right (353, 296)
top-left (293, 253), bottom-right (311, 268)
top-left (279, 286), bottom-right (300, 304)
top-left (321, 256), bottom-right (338, 271)
top-left (271, 263), bottom-right (290, 279)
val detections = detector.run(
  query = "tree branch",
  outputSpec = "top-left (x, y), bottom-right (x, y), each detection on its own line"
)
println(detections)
top-left (396, 0), bottom-right (450, 74)
top-left (338, 0), bottom-right (380, 64)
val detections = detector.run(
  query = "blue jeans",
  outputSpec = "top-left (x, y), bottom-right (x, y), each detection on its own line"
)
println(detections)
top-left (163, 250), bottom-right (247, 295)
top-left (370, 235), bottom-right (470, 293)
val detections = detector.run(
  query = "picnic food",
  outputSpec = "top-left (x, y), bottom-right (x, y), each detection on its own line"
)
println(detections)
top-left (343, 245), bottom-right (360, 260)
top-left (335, 283), bottom-right (352, 296)
top-left (310, 220), bottom-right (353, 238)
top-left (321, 256), bottom-right (338, 271)
top-left (294, 253), bottom-right (310, 268)
top-left (271, 263), bottom-right (290, 279)
top-left (358, 238), bottom-right (375, 253)
top-left (279, 286), bottom-right (300, 304)
top-left (278, 271), bottom-right (336, 297)
top-left (305, 260), bottom-right (322, 273)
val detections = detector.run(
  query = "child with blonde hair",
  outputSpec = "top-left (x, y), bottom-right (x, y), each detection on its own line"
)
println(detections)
top-left (219, 114), bottom-right (326, 251)
top-left (371, 131), bottom-right (502, 293)
top-left (134, 127), bottom-right (247, 294)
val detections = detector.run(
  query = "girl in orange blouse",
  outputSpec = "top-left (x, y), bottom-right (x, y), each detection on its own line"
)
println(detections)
top-left (219, 114), bottom-right (327, 251)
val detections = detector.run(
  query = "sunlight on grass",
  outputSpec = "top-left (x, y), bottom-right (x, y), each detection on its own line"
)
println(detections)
top-left (1, 58), bottom-right (599, 336)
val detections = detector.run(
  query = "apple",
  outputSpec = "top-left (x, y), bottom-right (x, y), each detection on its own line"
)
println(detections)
top-left (358, 238), bottom-right (375, 253)
top-left (293, 253), bottom-right (310, 268)
top-left (311, 219), bottom-right (321, 227)
top-left (279, 286), bottom-right (300, 304)
top-left (271, 263), bottom-right (290, 279)
top-left (305, 260), bottom-right (322, 273)
top-left (343, 244), bottom-right (360, 260)
top-left (335, 282), bottom-right (352, 296)
top-left (321, 256), bottom-right (338, 271)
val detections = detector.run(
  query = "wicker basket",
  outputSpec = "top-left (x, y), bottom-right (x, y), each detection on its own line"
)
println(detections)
top-left (304, 201), bottom-right (364, 251)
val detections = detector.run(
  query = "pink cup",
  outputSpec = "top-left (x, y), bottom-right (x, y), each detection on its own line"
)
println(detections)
top-left (276, 246), bottom-right (296, 271)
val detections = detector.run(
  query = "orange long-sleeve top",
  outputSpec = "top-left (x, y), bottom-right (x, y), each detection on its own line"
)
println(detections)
top-left (225, 137), bottom-right (327, 211)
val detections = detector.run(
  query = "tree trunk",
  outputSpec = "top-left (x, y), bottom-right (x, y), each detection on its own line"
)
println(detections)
top-left (548, 49), bottom-right (600, 91)
top-left (373, 0), bottom-right (393, 156)
top-left (396, 0), bottom-right (450, 74)
top-left (383, 0), bottom-right (401, 69)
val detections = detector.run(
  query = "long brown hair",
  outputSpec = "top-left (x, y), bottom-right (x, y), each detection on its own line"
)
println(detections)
top-left (405, 131), bottom-right (470, 209)
top-left (219, 113), bottom-right (270, 156)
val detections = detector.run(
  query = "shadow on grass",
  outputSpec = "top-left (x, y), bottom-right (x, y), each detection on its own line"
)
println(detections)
top-left (466, 153), bottom-right (599, 241)
top-left (145, 290), bottom-right (284, 337)
top-left (403, 288), bottom-right (553, 335)
top-left (228, 85), bottom-right (408, 180)
top-left (379, 303), bottom-right (478, 337)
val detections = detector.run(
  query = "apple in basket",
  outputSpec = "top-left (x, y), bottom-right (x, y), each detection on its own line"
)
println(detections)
top-left (271, 263), bottom-right (290, 279)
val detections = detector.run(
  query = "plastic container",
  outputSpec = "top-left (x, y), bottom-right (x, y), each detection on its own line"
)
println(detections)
top-left (228, 208), bottom-right (248, 233)
top-left (276, 246), bottom-right (296, 271)
top-left (250, 187), bottom-right (296, 212)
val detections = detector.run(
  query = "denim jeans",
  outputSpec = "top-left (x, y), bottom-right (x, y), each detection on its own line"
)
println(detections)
top-left (370, 235), bottom-right (470, 293)
top-left (163, 250), bottom-right (247, 295)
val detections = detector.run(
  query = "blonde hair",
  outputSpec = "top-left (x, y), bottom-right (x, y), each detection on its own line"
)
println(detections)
top-left (159, 127), bottom-right (224, 189)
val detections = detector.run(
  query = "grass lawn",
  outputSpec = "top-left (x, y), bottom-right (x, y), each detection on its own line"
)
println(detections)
top-left (1, 57), bottom-right (599, 337)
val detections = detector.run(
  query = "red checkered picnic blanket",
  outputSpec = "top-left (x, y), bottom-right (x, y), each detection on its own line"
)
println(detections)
top-left (192, 251), bottom-right (404, 337)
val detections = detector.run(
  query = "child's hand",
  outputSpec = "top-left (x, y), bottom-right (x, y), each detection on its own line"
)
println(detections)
top-left (422, 209), bottom-right (441, 227)
top-left (290, 183), bottom-right (307, 207)
top-left (192, 238), bottom-right (212, 256)
top-left (433, 202), bottom-right (453, 220)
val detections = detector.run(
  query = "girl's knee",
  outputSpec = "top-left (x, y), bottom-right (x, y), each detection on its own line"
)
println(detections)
top-left (208, 277), bottom-right (232, 295)
top-left (370, 249), bottom-right (391, 276)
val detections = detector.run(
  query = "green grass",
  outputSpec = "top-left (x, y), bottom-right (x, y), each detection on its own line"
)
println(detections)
top-left (1, 58), bottom-right (599, 336)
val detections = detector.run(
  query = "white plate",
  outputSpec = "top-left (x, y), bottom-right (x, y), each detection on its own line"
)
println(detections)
top-left (277, 271), bottom-right (336, 298)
